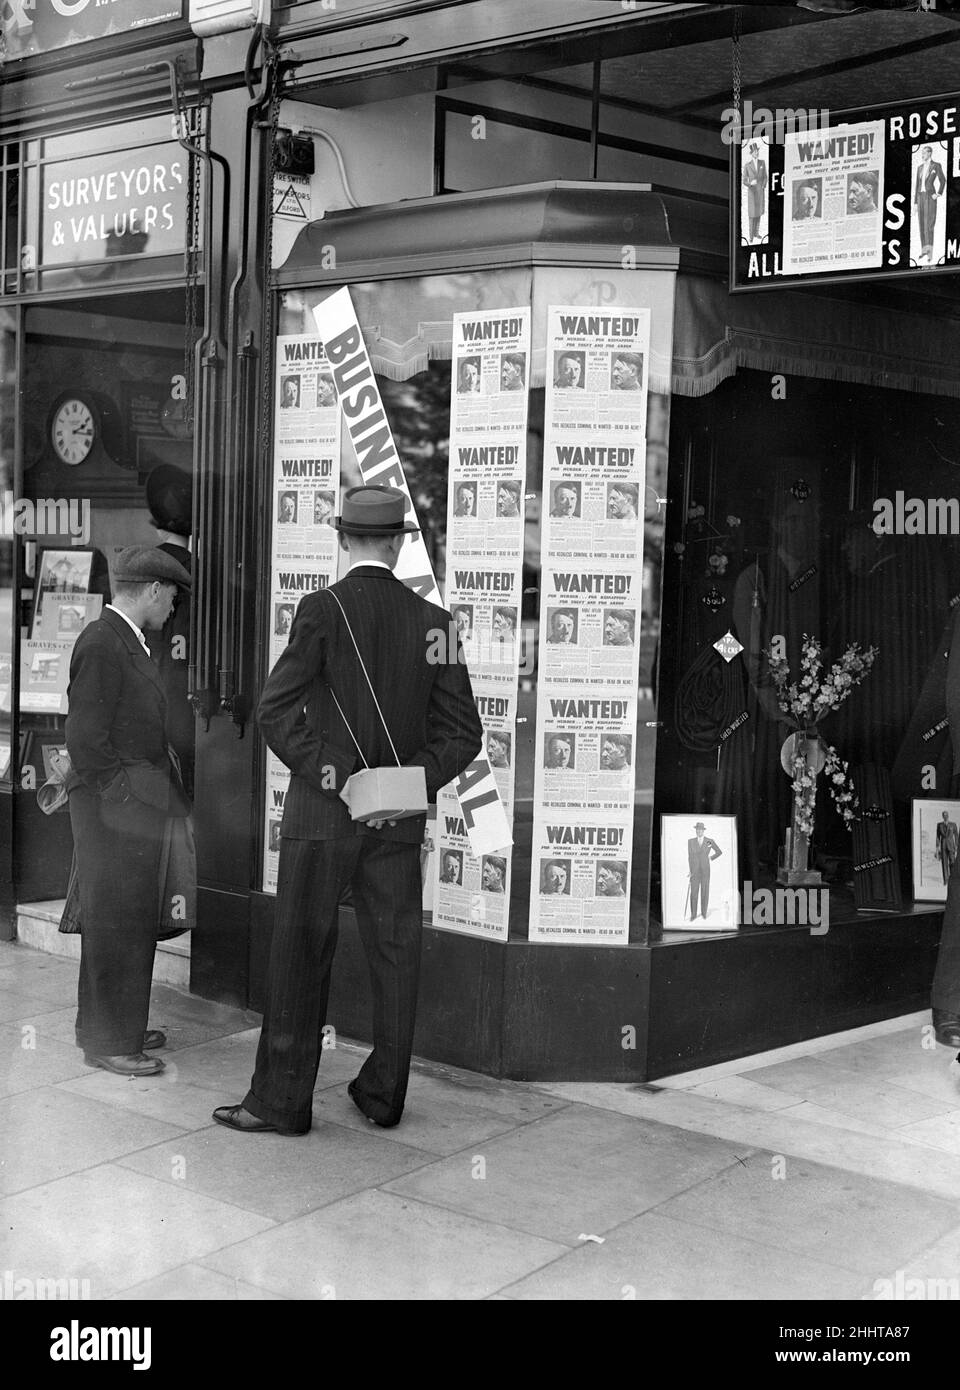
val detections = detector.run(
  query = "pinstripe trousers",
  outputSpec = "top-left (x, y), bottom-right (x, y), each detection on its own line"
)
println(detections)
top-left (243, 834), bottom-right (423, 1132)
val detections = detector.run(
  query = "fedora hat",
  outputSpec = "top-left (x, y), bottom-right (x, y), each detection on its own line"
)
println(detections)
top-left (334, 485), bottom-right (420, 535)
top-left (694, 821), bottom-right (706, 831)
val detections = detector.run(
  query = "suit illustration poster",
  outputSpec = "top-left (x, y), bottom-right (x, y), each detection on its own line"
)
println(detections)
top-left (912, 798), bottom-right (960, 903)
top-left (660, 814), bottom-right (739, 931)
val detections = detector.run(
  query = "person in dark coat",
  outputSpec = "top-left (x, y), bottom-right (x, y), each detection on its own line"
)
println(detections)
top-left (214, 485), bottom-right (483, 1135)
top-left (65, 546), bottom-right (192, 1077)
top-left (144, 464), bottom-right (194, 798)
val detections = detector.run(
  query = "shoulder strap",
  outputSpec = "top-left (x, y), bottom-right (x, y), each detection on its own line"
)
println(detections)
top-left (327, 587), bottom-right (401, 768)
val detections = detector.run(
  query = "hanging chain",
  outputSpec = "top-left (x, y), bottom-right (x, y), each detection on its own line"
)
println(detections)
top-left (732, 5), bottom-right (743, 144)
top-left (258, 48), bottom-right (282, 479)
top-left (175, 56), bottom-right (203, 434)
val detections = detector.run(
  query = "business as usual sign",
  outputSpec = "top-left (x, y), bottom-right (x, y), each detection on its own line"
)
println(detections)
top-left (41, 143), bottom-right (188, 265)
top-left (732, 96), bottom-right (960, 291)
top-left (2, 0), bottom-right (181, 61)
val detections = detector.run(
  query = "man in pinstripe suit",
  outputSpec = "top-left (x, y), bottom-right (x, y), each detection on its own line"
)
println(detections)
top-left (214, 486), bottom-right (483, 1135)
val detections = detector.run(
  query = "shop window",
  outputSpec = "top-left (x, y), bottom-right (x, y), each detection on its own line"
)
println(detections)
top-left (656, 370), bottom-right (960, 931)
top-left (275, 263), bottom-right (672, 941)
top-left (14, 290), bottom-right (194, 899)
top-left (18, 113), bottom-right (202, 297)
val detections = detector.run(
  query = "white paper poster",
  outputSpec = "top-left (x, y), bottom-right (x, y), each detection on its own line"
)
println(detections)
top-left (782, 119), bottom-right (885, 276)
top-left (431, 307), bottom-right (530, 940)
top-left (529, 305), bottom-right (651, 944)
top-left (262, 333), bottom-right (342, 893)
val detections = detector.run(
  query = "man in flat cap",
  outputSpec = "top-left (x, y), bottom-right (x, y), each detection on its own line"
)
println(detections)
top-left (215, 485), bottom-right (482, 1136)
top-left (65, 546), bottom-right (192, 1077)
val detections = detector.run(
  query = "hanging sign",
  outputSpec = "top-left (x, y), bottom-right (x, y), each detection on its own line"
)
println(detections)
top-left (732, 95), bottom-right (960, 291)
top-left (2, 0), bottom-right (181, 61)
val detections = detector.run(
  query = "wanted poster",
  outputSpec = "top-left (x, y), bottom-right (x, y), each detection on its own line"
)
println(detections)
top-left (262, 333), bottom-right (342, 892)
top-left (449, 307), bottom-right (530, 563)
top-left (432, 783), bottom-right (511, 940)
top-left (262, 761), bottom-right (290, 895)
top-left (444, 565), bottom-right (522, 691)
top-left (542, 306), bottom-right (649, 567)
top-left (429, 307), bottom-right (530, 938)
top-left (311, 287), bottom-right (514, 870)
top-left (432, 690), bottom-right (517, 941)
top-left (530, 815), bottom-right (631, 943)
top-left (529, 305), bottom-right (651, 945)
top-left (539, 565), bottom-right (640, 689)
top-left (537, 692), bottom-right (636, 815)
top-left (782, 119), bottom-right (885, 275)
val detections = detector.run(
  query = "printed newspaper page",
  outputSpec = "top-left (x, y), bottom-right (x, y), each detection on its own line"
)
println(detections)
top-left (782, 119), bottom-right (885, 275)
top-left (530, 306), bottom-right (651, 944)
top-left (433, 307), bottom-right (530, 941)
top-left (262, 333), bottom-right (342, 894)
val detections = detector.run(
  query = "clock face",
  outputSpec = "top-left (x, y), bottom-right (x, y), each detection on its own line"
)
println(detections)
top-left (51, 397), bottom-right (97, 466)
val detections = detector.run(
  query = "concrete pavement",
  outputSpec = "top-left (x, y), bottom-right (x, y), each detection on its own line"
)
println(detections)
top-left (3, 937), bottom-right (960, 1302)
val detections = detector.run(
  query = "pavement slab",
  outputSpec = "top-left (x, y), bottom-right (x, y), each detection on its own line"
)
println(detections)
top-left (381, 1102), bottom-right (754, 1245)
top-left (202, 1188), bottom-right (570, 1300)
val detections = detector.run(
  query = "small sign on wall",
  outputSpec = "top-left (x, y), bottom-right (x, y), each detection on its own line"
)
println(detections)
top-left (273, 174), bottom-right (311, 223)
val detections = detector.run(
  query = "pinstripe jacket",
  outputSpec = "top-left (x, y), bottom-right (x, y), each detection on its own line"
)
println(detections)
top-left (258, 565), bottom-right (483, 844)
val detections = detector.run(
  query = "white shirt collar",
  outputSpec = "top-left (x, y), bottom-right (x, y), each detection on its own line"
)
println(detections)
top-left (107, 603), bottom-right (151, 657)
top-left (345, 560), bottom-right (392, 575)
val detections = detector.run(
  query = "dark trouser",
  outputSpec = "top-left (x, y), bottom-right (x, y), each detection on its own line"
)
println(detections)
top-left (932, 854), bottom-right (960, 1013)
top-left (69, 787), bottom-right (164, 1055)
top-left (690, 867), bottom-right (709, 918)
top-left (244, 835), bottom-right (423, 1132)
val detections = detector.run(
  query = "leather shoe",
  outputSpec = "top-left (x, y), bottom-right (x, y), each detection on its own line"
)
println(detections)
top-left (933, 1010), bottom-right (960, 1047)
top-left (212, 1104), bottom-right (308, 1136)
top-left (348, 1081), bottom-right (400, 1129)
top-left (143, 1030), bottom-right (167, 1050)
top-left (84, 1052), bottom-right (165, 1077)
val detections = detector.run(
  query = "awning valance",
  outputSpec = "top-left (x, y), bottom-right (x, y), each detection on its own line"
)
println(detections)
top-left (673, 273), bottom-right (960, 399)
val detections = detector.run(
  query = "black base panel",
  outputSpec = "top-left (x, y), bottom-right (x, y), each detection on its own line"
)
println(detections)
top-left (646, 912), bottom-right (942, 1078)
top-left (221, 895), bottom-right (942, 1083)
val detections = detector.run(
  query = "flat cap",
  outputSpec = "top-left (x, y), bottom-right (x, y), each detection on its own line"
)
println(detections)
top-left (113, 545), bottom-right (192, 591)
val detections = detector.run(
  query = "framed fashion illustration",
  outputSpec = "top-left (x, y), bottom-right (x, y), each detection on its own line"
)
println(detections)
top-left (661, 813), bottom-right (739, 931)
top-left (911, 799), bottom-right (960, 903)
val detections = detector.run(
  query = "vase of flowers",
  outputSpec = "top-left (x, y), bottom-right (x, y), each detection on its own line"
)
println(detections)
top-left (765, 635), bottom-right (877, 886)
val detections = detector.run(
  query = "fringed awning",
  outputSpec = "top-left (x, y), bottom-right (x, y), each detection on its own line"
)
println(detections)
top-left (673, 274), bottom-right (960, 398)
